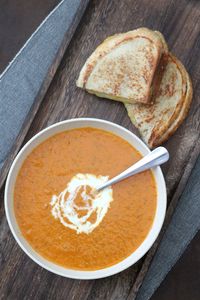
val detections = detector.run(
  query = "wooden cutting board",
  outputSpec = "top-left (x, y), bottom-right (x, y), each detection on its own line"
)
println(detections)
top-left (0, 0), bottom-right (200, 299)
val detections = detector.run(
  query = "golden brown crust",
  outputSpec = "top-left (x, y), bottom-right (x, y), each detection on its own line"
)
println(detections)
top-left (149, 30), bottom-right (169, 102)
top-left (77, 28), bottom-right (168, 104)
top-left (125, 53), bottom-right (193, 149)
top-left (153, 31), bottom-right (168, 52)
top-left (148, 54), bottom-right (191, 148)
top-left (152, 70), bottom-right (193, 147)
top-left (150, 53), bottom-right (168, 103)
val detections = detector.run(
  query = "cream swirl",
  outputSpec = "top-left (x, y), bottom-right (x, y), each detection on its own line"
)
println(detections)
top-left (50, 173), bottom-right (113, 234)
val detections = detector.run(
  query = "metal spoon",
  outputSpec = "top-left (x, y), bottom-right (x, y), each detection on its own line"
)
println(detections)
top-left (97, 146), bottom-right (169, 191)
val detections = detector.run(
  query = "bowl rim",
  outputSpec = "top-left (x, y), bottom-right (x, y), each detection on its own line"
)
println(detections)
top-left (4, 117), bottom-right (167, 279)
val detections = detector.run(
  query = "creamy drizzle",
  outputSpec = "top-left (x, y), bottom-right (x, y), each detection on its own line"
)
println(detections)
top-left (50, 173), bottom-right (113, 234)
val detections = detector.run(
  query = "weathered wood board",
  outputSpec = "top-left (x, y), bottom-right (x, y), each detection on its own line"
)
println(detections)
top-left (0, 0), bottom-right (200, 299)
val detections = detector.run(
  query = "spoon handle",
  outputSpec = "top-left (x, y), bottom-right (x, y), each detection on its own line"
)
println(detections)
top-left (97, 147), bottom-right (169, 191)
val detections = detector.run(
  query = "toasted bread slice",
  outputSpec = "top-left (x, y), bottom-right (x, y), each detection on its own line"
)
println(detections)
top-left (77, 28), bottom-right (168, 104)
top-left (154, 74), bottom-right (192, 146)
top-left (125, 54), bottom-right (193, 148)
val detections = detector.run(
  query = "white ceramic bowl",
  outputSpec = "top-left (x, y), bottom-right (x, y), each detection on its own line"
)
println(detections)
top-left (5, 118), bottom-right (167, 279)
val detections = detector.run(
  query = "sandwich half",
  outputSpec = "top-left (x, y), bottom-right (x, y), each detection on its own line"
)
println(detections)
top-left (77, 28), bottom-right (168, 104)
top-left (125, 54), bottom-right (193, 148)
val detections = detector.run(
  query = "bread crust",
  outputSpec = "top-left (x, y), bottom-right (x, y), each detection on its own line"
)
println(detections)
top-left (77, 28), bottom-right (168, 104)
top-left (148, 54), bottom-right (190, 147)
top-left (152, 67), bottom-right (193, 147)
top-left (126, 53), bottom-right (193, 148)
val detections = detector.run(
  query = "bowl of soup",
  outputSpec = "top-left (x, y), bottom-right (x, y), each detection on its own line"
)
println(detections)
top-left (5, 118), bottom-right (166, 279)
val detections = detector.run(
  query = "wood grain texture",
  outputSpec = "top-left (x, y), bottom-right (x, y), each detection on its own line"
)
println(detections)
top-left (0, 0), bottom-right (200, 299)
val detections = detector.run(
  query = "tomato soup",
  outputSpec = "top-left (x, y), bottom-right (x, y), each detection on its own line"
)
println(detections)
top-left (14, 128), bottom-right (157, 270)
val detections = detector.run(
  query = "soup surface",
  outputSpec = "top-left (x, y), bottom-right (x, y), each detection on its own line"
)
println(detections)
top-left (14, 127), bottom-right (157, 270)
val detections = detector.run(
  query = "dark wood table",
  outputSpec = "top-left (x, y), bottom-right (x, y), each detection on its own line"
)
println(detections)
top-left (1, 1), bottom-right (200, 299)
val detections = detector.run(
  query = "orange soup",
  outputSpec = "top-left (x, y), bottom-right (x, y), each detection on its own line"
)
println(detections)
top-left (14, 128), bottom-right (157, 270)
